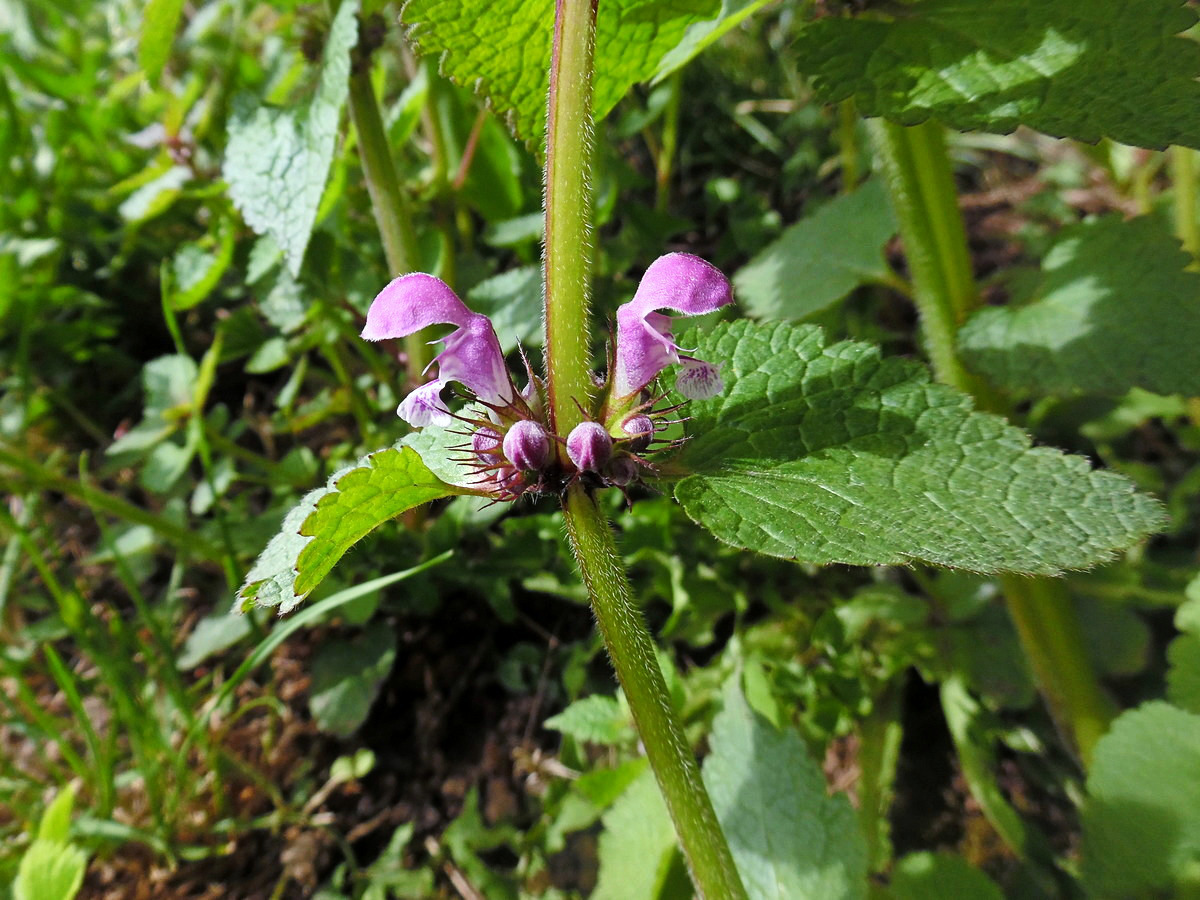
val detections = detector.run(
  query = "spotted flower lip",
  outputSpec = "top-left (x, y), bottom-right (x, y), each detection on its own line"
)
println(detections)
top-left (362, 273), bottom-right (515, 427)
top-left (612, 253), bottom-right (733, 401)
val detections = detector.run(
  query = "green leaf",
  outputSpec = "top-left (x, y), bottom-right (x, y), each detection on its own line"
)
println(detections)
top-left (223, 0), bottom-right (358, 276)
top-left (467, 266), bottom-right (543, 353)
top-left (139, 0), bottom-right (185, 84)
top-left (886, 853), bottom-right (1003, 900)
top-left (733, 179), bottom-right (897, 321)
top-left (166, 218), bottom-right (235, 311)
top-left (592, 767), bottom-right (681, 900)
top-left (958, 216), bottom-right (1200, 397)
top-left (238, 446), bottom-right (464, 613)
top-left (653, 0), bottom-right (775, 83)
top-left (177, 607), bottom-right (254, 670)
top-left (401, 0), bottom-right (720, 144)
top-left (1082, 702), bottom-right (1200, 895)
top-left (544, 695), bottom-right (633, 745)
top-left (1078, 596), bottom-right (1150, 678)
top-left (1168, 634), bottom-right (1200, 714)
top-left (702, 677), bottom-right (867, 900)
top-left (671, 321), bottom-right (1165, 574)
top-left (310, 626), bottom-right (397, 736)
top-left (14, 841), bottom-right (87, 900)
top-left (794, 0), bottom-right (1200, 150)
top-left (15, 787), bottom-right (86, 900)
top-left (37, 786), bottom-right (76, 844)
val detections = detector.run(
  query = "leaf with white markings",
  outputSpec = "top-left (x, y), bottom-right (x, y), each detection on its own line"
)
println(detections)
top-left (239, 446), bottom-right (465, 613)
top-left (669, 321), bottom-right (1165, 574)
top-left (224, 0), bottom-right (357, 275)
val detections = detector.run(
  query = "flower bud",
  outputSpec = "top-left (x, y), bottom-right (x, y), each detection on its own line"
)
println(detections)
top-left (566, 421), bottom-right (612, 473)
top-left (606, 456), bottom-right (639, 487)
top-left (502, 420), bottom-right (551, 471)
top-left (472, 427), bottom-right (502, 461)
top-left (621, 414), bottom-right (655, 452)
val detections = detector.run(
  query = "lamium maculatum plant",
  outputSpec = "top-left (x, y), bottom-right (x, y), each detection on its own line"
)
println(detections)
top-left (237, 2), bottom-right (1169, 897)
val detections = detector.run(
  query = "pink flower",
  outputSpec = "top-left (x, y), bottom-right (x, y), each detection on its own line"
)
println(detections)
top-left (362, 273), bottom-right (516, 427)
top-left (612, 253), bottom-right (733, 401)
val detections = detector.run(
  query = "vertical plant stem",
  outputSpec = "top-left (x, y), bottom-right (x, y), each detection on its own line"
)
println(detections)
top-left (655, 72), bottom-right (683, 213)
top-left (347, 64), bottom-right (431, 378)
top-left (1001, 577), bottom-right (1114, 766)
top-left (869, 119), bottom-right (984, 398)
top-left (856, 684), bottom-right (903, 872)
top-left (543, 0), bottom-right (598, 440)
top-left (1171, 146), bottom-right (1200, 260)
top-left (838, 99), bottom-right (860, 191)
top-left (871, 118), bottom-right (1112, 764)
top-left (544, 4), bottom-right (744, 895)
top-left (563, 487), bottom-right (748, 900)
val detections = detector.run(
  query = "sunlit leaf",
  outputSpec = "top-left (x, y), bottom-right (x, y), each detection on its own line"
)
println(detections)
top-left (671, 321), bottom-right (1165, 573)
top-left (795, 0), bottom-right (1200, 149)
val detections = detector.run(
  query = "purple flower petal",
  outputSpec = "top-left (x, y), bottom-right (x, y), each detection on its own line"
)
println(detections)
top-left (675, 358), bottom-right (724, 400)
top-left (566, 421), bottom-right (613, 473)
top-left (613, 253), bottom-right (732, 399)
top-left (362, 273), bottom-right (473, 340)
top-left (397, 379), bottom-right (452, 427)
top-left (363, 273), bottom-right (516, 425)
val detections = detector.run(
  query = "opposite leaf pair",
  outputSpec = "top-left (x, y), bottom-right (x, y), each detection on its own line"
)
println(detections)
top-left (361, 252), bottom-right (733, 498)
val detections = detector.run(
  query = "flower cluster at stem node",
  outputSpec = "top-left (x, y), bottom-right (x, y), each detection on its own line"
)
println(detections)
top-left (361, 252), bottom-right (733, 500)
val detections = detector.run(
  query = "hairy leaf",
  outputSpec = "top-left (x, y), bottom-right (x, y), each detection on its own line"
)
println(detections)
top-left (224, 0), bottom-right (357, 275)
top-left (794, 0), bottom-right (1200, 149)
top-left (734, 179), bottom-right (897, 321)
top-left (671, 321), bottom-right (1165, 574)
top-left (239, 446), bottom-right (463, 613)
top-left (702, 678), bottom-right (867, 899)
top-left (1082, 702), bottom-right (1200, 895)
top-left (544, 695), bottom-right (633, 746)
top-left (958, 216), bottom-right (1200, 397)
top-left (401, 0), bottom-right (720, 143)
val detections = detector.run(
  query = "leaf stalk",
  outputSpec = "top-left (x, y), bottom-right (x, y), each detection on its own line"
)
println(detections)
top-left (347, 61), bottom-right (431, 379)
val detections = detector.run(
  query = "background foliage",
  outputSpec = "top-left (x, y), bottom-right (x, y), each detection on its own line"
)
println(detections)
top-left (2, 0), bottom-right (1200, 897)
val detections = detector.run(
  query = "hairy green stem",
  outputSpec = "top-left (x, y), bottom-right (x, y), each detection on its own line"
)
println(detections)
top-left (544, 3), bottom-right (744, 894)
top-left (869, 119), bottom-right (985, 399)
top-left (563, 488), bottom-right (748, 900)
top-left (857, 684), bottom-right (902, 872)
top-left (543, 0), bottom-right (598, 440)
top-left (871, 119), bottom-right (1112, 765)
top-left (347, 64), bottom-right (430, 378)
